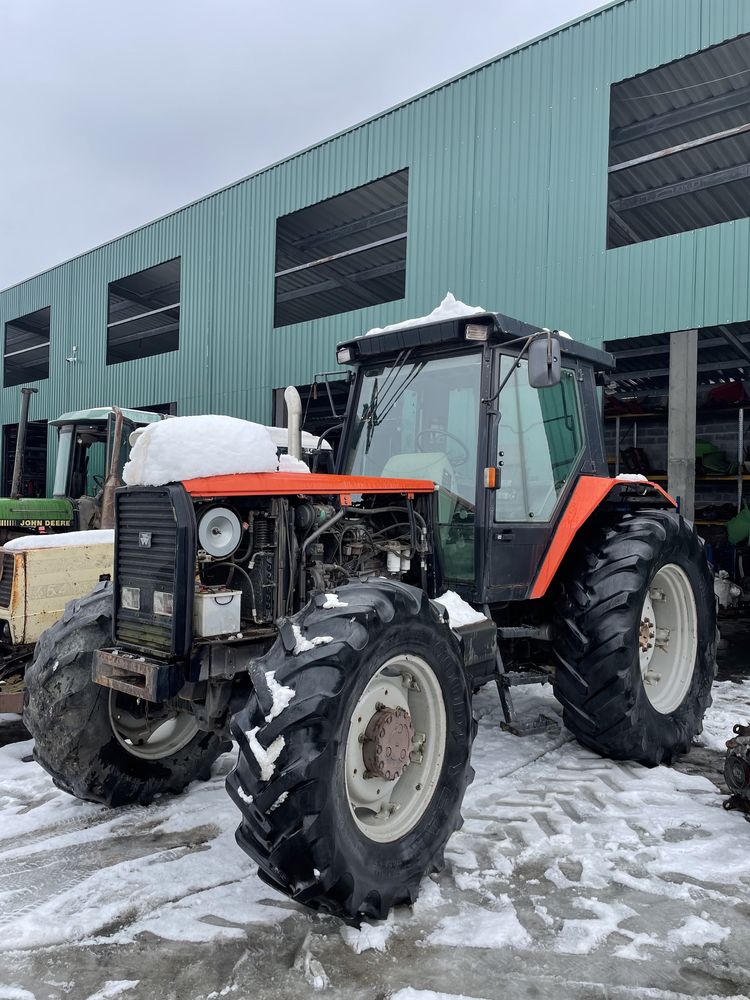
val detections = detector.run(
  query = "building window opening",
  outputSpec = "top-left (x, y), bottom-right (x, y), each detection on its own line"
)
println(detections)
top-left (107, 258), bottom-right (180, 364)
top-left (274, 169), bottom-right (408, 328)
top-left (608, 33), bottom-right (750, 248)
top-left (4, 306), bottom-right (50, 387)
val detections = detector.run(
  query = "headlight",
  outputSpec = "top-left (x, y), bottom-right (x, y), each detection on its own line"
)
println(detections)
top-left (465, 323), bottom-right (489, 342)
top-left (197, 506), bottom-right (242, 558)
top-left (121, 586), bottom-right (140, 611)
top-left (153, 591), bottom-right (173, 617)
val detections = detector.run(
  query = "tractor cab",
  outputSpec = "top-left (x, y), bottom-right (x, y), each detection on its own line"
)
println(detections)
top-left (335, 311), bottom-right (617, 601)
top-left (50, 406), bottom-right (165, 500)
top-left (47, 407), bottom-right (165, 529)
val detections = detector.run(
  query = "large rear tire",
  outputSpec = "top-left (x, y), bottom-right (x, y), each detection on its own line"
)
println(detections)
top-left (24, 581), bottom-right (228, 806)
top-left (227, 580), bottom-right (475, 922)
top-left (553, 510), bottom-right (716, 766)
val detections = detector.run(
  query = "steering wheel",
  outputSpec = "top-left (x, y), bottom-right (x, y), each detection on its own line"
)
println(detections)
top-left (415, 428), bottom-right (469, 467)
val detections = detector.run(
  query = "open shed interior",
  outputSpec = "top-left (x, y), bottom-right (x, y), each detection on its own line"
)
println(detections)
top-left (605, 321), bottom-right (750, 638)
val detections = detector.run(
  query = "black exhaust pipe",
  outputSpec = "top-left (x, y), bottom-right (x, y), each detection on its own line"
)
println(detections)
top-left (10, 387), bottom-right (38, 500)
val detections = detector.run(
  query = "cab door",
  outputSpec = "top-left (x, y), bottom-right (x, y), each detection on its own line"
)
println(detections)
top-left (484, 353), bottom-right (586, 601)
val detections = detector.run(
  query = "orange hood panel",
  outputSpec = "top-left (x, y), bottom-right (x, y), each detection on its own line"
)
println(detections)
top-left (182, 471), bottom-right (436, 498)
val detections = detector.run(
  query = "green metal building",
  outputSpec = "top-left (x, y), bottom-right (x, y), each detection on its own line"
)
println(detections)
top-left (3, 0), bottom-right (750, 507)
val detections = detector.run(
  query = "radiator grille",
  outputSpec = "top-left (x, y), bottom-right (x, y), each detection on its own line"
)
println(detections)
top-left (115, 489), bottom-right (179, 656)
top-left (0, 553), bottom-right (13, 608)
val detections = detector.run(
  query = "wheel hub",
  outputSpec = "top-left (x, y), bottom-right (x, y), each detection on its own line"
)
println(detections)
top-left (344, 654), bottom-right (447, 844)
top-left (639, 616), bottom-right (655, 653)
top-left (108, 690), bottom-right (199, 760)
top-left (362, 706), bottom-right (414, 781)
top-left (639, 591), bottom-right (656, 672)
top-left (637, 564), bottom-right (698, 714)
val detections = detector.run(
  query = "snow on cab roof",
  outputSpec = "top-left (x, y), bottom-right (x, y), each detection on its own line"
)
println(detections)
top-left (365, 292), bottom-right (485, 336)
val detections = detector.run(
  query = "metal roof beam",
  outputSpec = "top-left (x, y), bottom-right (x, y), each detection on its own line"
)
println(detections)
top-left (610, 359), bottom-right (749, 381)
top-left (610, 161), bottom-right (750, 213)
top-left (718, 324), bottom-right (750, 364)
top-left (609, 121), bottom-right (750, 174)
top-left (275, 233), bottom-right (406, 278)
top-left (276, 260), bottom-right (405, 304)
top-left (107, 322), bottom-right (179, 349)
top-left (611, 84), bottom-right (750, 147)
top-left (611, 332), bottom-right (750, 359)
top-left (275, 232), bottom-right (403, 312)
top-left (607, 205), bottom-right (643, 243)
top-left (286, 204), bottom-right (408, 252)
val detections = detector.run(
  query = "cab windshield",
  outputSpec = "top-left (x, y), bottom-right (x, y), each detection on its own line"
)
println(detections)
top-left (52, 424), bottom-right (107, 499)
top-left (346, 351), bottom-right (483, 583)
top-left (346, 352), bottom-right (482, 501)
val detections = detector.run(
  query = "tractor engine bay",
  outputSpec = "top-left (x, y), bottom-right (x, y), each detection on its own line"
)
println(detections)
top-left (194, 495), bottom-right (431, 634)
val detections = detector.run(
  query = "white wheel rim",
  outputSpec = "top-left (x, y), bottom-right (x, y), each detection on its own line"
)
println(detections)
top-left (638, 563), bottom-right (698, 714)
top-left (109, 690), bottom-right (199, 760)
top-left (344, 654), bottom-right (447, 843)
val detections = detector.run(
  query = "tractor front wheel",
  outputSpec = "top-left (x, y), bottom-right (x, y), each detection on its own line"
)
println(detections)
top-left (554, 510), bottom-right (716, 766)
top-left (24, 581), bottom-right (228, 806)
top-left (227, 579), bottom-right (475, 922)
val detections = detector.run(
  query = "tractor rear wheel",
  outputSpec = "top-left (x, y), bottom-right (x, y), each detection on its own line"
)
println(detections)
top-left (554, 510), bottom-right (716, 766)
top-left (24, 581), bottom-right (228, 806)
top-left (227, 579), bottom-right (475, 922)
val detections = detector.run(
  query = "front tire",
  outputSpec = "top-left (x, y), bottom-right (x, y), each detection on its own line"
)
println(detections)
top-left (227, 580), bottom-right (475, 922)
top-left (554, 510), bottom-right (716, 766)
top-left (24, 582), bottom-right (228, 806)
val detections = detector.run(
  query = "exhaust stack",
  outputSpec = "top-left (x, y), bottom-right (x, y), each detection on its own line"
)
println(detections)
top-left (10, 387), bottom-right (38, 500)
top-left (284, 386), bottom-right (303, 461)
top-left (100, 407), bottom-right (125, 529)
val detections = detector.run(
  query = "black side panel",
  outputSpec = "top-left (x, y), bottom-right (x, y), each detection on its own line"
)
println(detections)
top-left (113, 485), bottom-right (195, 658)
top-left (0, 553), bottom-right (13, 607)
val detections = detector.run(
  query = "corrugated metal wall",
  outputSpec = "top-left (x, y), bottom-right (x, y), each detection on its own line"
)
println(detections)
top-left (3, 0), bottom-right (750, 488)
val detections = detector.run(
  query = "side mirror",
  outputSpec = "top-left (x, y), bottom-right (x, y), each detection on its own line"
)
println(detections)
top-left (528, 330), bottom-right (562, 389)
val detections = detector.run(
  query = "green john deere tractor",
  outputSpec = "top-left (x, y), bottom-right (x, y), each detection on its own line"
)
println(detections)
top-left (0, 404), bottom-right (165, 711)
top-left (0, 404), bottom-right (165, 543)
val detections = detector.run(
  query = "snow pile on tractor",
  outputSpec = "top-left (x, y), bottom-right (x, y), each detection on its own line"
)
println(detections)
top-left (123, 415), bottom-right (308, 486)
top-left (433, 590), bottom-right (487, 626)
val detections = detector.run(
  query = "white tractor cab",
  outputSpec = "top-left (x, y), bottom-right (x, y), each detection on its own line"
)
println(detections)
top-left (0, 406), bottom-right (165, 712)
top-left (49, 407), bottom-right (167, 528)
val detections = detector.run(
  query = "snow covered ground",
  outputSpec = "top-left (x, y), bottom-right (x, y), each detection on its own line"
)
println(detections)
top-left (1, 678), bottom-right (750, 999)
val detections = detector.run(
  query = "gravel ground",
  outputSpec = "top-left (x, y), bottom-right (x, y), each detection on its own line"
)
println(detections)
top-left (0, 641), bottom-right (749, 1000)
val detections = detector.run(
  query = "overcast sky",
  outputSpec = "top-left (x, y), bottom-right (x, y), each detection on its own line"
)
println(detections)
top-left (0, 0), bottom-right (603, 290)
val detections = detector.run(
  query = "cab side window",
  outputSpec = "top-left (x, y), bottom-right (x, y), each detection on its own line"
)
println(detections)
top-left (496, 360), bottom-right (583, 522)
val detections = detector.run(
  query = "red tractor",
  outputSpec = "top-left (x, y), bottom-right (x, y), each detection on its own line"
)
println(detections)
top-left (25, 309), bottom-right (716, 921)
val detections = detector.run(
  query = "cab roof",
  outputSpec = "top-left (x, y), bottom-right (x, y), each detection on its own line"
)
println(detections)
top-left (49, 407), bottom-right (167, 427)
top-left (338, 311), bottom-right (614, 372)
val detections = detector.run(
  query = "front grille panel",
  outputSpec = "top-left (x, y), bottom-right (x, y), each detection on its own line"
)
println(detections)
top-left (0, 553), bottom-right (13, 607)
top-left (115, 489), bottom-right (180, 656)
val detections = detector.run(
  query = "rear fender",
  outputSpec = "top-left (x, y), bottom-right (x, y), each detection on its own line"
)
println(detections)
top-left (529, 476), bottom-right (675, 599)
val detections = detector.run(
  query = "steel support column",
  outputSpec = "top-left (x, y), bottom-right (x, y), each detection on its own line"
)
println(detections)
top-left (667, 329), bottom-right (697, 520)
